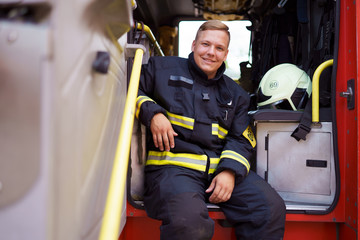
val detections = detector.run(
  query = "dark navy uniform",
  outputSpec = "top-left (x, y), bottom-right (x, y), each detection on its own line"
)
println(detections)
top-left (136, 53), bottom-right (285, 240)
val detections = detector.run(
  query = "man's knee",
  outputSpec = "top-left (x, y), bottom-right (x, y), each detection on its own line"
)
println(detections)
top-left (160, 192), bottom-right (214, 240)
top-left (161, 212), bottom-right (214, 240)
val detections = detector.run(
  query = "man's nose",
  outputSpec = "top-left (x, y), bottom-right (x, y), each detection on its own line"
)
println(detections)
top-left (207, 45), bottom-right (215, 55)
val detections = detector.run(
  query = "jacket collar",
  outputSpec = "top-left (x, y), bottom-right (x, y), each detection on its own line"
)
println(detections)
top-left (188, 52), bottom-right (226, 86)
top-left (188, 52), bottom-right (232, 104)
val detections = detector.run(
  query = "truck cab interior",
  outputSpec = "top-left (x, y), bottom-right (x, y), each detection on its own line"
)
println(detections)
top-left (128, 0), bottom-right (340, 215)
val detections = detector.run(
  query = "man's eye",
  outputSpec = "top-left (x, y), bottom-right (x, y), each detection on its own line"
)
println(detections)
top-left (217, 47), bottom-right (224, 51)
top-left (202, 43), bottom-right (209, 46)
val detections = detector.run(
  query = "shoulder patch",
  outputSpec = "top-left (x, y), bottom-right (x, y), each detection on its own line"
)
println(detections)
top-left (242, 125), bottom-right (256, 148)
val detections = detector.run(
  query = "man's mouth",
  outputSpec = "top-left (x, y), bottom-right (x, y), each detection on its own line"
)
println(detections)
top-left (202, 58), bottom-right (215, 64)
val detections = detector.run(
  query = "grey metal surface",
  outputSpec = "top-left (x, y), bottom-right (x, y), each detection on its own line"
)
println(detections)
top-left (268, 131), bottom-right (331, 196)
top-left (256, 121), bottom-right (336, 210)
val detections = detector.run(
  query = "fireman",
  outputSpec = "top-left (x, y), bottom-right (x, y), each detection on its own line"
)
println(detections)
top-left (136, 20), bottom-right (286, 240)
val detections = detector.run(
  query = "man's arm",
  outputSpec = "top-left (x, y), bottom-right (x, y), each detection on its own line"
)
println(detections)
top-left (136, 57), bottom-right (178, 152)
top-left (206, 88), bottom-right (255, 203)
top-left (206, 169), bottom-right (235, 203)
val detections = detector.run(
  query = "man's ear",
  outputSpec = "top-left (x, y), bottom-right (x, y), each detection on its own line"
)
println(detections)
top-left (224, 49), bottom-right (229, 61)
top-left (191, 40), bottom-right (196, 52)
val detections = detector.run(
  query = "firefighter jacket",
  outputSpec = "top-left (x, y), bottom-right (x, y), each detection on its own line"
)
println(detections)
top-left (136, 52), bottom-right (256, 182)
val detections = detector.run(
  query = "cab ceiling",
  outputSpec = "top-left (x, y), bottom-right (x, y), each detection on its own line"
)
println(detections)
top-left (133, 0), bottom-right (197, 29)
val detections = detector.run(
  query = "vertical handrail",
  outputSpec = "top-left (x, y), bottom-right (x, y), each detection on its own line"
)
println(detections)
top-left (98, 48), bottom-right (144, 240)
top-left (137, 23), bottom-right (165, 56)
top-left (312, 59), bottom-right (334, 123)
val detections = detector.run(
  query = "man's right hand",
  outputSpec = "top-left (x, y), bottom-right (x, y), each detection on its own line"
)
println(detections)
top-left (150, 113), bottom-right (178, 151)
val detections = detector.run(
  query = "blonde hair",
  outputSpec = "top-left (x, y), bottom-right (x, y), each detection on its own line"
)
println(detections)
top-left (195, 20), bottom-right (230, 45)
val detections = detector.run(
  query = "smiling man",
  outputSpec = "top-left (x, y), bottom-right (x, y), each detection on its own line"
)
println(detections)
top-left (192, 27), bottom-right (229, 79)
top-left (136, 20), bottom-right (286, 240)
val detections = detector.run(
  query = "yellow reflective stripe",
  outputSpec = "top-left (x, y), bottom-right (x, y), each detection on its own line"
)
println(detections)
top-left (212, 123), bottom-right (228, 139)
top-left (220, 150), bottom-right (250, 173)
top-left (136, 96), bottom-right (155, 118)
top-left (147, 151), bottom-right (207, 172)
top-left (209, 158), bottom-right (220, 174)
top-left (211, 124), bottom-right (218, 136)
top-left (243, 125), bottom-right (256, 148)
top-left (167, 111), bottom-right (194, 130)
top-left (218, 125), bottom-right (228, 137)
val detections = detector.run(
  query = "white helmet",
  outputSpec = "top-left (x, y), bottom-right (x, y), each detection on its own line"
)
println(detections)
top-left (257, 63), bottom-right (312, 111)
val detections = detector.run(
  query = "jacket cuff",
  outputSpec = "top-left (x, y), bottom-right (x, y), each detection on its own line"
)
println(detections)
top-left (214, 159), bottom-right (249, 183)
top-left (140, 102), bottom-right (167, 128)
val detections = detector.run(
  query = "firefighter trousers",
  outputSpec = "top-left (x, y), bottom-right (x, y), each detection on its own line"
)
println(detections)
top-left (143, 166), bottom-right (285, 240)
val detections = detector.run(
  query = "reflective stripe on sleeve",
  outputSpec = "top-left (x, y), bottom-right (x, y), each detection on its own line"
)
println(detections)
top-left (136, 96), bottom-right (155, 118)
top-left (146, 151), bottom-right (208, 172)
top-left (166, 111), bottom-right (194, 130)
top-left (220, 150), bottom-right (250, 173)
top-left (211, 123), bottom-right (228, 139)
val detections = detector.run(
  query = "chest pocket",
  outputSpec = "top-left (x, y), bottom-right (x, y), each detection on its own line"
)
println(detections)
top-left (167, 75), bottom-right (194, 115)
top-left (214, 81), bottom-right (235, 127)
top-left (215, 97), bottom-right (235, 128)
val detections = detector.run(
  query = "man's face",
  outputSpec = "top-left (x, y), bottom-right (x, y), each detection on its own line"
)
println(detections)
top-left (191, 29), bottom-right (229, 79)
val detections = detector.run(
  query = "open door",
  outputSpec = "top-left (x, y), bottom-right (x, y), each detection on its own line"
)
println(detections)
top-left (336, 0), bottom-right (358, 237)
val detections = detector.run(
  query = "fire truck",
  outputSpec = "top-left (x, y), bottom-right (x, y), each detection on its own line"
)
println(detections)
top-left (0, 0), bottom-right (358, 239)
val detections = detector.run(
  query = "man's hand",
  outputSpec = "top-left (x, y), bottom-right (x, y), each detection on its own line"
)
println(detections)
top-left (206, 170), bottom-right (235, 204)
top-left (150, 113), bottom-right (178, 151)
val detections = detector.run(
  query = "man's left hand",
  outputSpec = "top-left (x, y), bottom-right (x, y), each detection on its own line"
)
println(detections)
top-left (206, 170), bottom-right (235, 204)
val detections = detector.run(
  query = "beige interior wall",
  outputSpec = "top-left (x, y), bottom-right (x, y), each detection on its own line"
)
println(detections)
top-left (0, 0), bottom-right (132, 239)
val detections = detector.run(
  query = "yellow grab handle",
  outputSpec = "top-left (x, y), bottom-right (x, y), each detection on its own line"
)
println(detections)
top-left (137, 23), bottom-right (164, 56)
top-left (312, 59), bottom-right (333, 123)
top-left (98, 48), bottom-right (144, 240)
